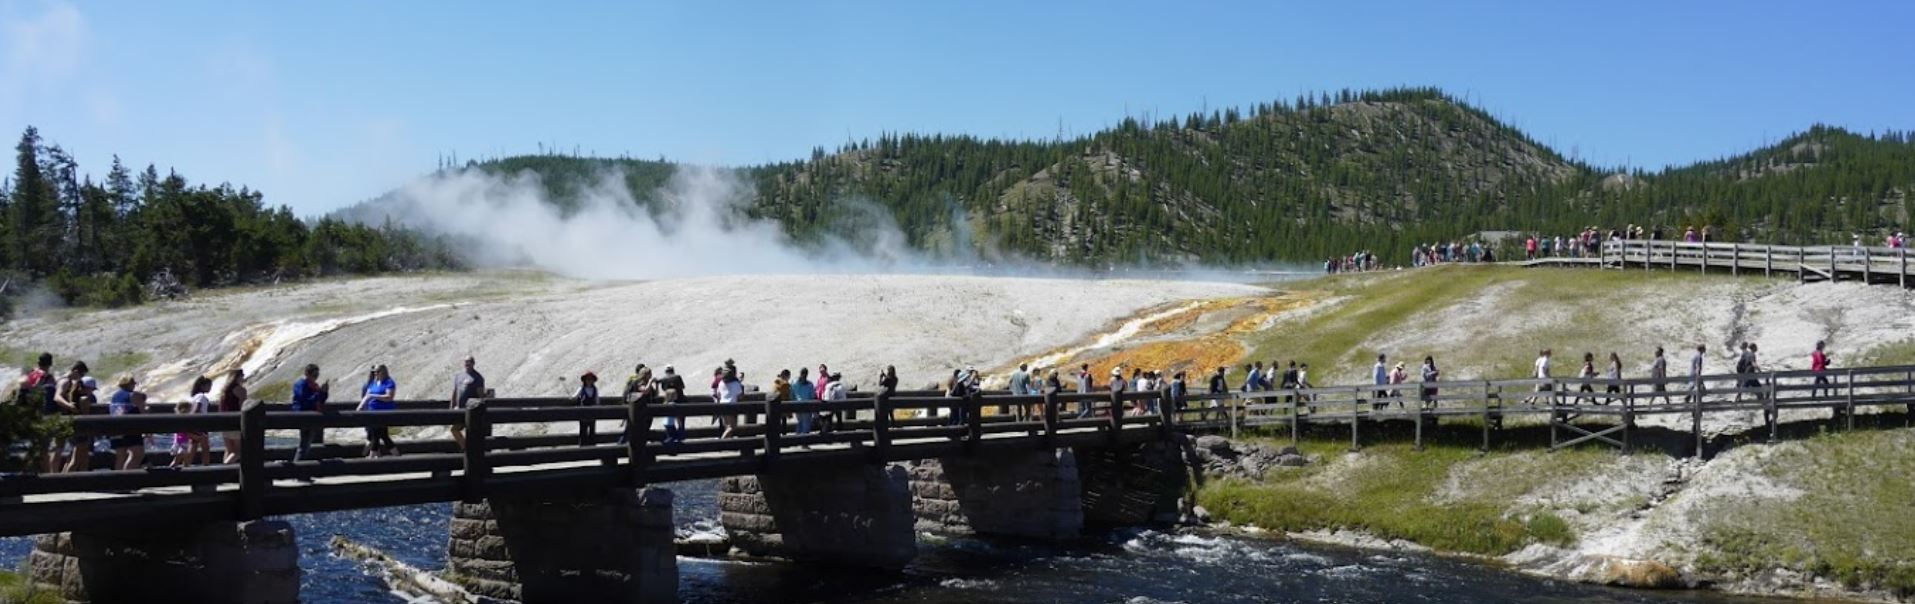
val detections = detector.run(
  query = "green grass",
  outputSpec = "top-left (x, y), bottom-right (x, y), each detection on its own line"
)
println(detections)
top-left (1857, 339), bottom-right (1915, 367)
top-left (1196, 436), bottom-right (1609, 555)
top-left (1689, 429), bottom-right (1915, 595)
top-left (251, 381), bottom-right (292, 403)
top-left (0, 570), bottom-right (62, 604)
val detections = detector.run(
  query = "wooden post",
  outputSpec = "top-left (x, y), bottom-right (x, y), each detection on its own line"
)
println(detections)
top-left (762, 393), bottom-right (783, 468)
top-left (1289, 393), bottom-right (1300, 445)
top-left (237, 401), bottom-right (268, 521)
top-left (1829, 246), bottom-right (1837, 282)
top-left (968, 391), bottom-right (985, 452)
top-left (1765, 373), bottom-right (1778, 444)
top-left (1413, 397), bottom-right (1424, 452)
top-left (1041, 389), bottom-right (1058, 448)
top-left (1764, 246), bottom-right (1772, 277)
top-left (1731, 243), bottom-right (1739, 276)
top-left (872, 391), bottom-right (891, 464)
top-left (1621, 384), bottom-right (1634, 454)
top-left (1349, 387), bottom-right (1361, 452)
top-left (1230, 395), bottom-right (1241, 439)
top-left (627, 391), bottom-right (648, 486)
top-left (1480, 382), bottom-right (1492, 452)
top-left (1864, 247), bottom-right (1872, 283)
top-left (1692, 380), bottom-right (1705, 458)
top-left (1901, 247), bottom-right (1907, 288)
top-left (1156, 386), bottom-right (1174, 440)
top-left (1108, 389), bottom-right (1124, 443)
top-left (1701, 243), bottom-right (1709, 273)
top-left (1844, 369), bottom-right (1856, 431)
top-left (462, 401), bottom-right (489, 503)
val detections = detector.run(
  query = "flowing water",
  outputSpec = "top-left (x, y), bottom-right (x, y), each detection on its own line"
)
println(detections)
top-left (0, 479), bottom-right (1783, 604)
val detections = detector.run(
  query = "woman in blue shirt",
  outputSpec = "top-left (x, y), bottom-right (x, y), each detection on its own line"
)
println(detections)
top-left (358, 365), bottom-right (399, 457)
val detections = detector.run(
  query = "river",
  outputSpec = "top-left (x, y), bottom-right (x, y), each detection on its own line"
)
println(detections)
top-left (0, 478), bottom-right (1783, 604)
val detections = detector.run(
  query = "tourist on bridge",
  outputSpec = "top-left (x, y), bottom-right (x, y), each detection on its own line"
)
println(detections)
top-left (217, 369), bottom-right (248, 465)
top-left (792, 367), bottom-right (817, 435)
top-left (617, 364), bottom-right (653, 445)
top-left (1280, 361), bottom-right (1300, 402)
top-left (53, 363), bottom-right (96, 473)
top-left (1208, 366), bottom-right (1228, 396)
top-left (1420, 357), bottom-right (1440, 406)
top-left (1372, 354), bottom-right (1390, 402)
top-left (1574, 353), bottom-right (1598, 405)
top-left (1811, 341), bottom-right (1832, 397)
top-left (1241, 362), bottom-right (1260, 393)
top-left (1528, 349), bottom-right (1553, 405)
top-left (657, 366), bottom-right (687, 444)
top-left (1168, 371), bottom-right (1188, 412)
top-left (11, 353), bottom-right (58, 473)
top-left (944, 369), bottom-right (965, 424)
top-left (1075, 364), bottom-right (1096, 418)
top-left (820, 372), bottom-right (847, 432)
top-left (107, 375), bottom-right (147, 471)
top-left (359, 365), bottom-right (399, 458)
top-left (1130, 368), bottom-right (1148, 415)
top-left (1649, 347), bottom-right (1670, 404)
top-left (1604, 353), bottom-right (1624, 403)
top-left (573, 371), bottom-right (601, 446)
top-left (717, 361), bottom-right (744, 438)
top-left (1108, 366), bottom-right (1129, 417)
top-left (1389, 362), bottom-right (1408, 403)
top-left (813, 364), bottom-right (832, 401)
top-left (290, 364), bottom-right (330, 463)
top-left (449, 356), bottom-right (486, 451)
top-left (171, 376), bottom-right (213, 468)
top-left (1009, 363), bottom-right (1033, 419)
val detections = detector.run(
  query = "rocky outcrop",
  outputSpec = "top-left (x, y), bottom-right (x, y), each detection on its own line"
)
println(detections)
top-left (1190, 435), bottom-right (1310, 481)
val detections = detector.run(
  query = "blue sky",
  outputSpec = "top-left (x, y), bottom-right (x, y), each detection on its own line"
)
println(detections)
top-left (3, 0), bottom-right (1911, 215)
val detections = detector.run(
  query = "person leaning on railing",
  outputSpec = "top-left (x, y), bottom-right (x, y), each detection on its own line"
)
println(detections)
top-left (290, 364), bottom-right (330, 466)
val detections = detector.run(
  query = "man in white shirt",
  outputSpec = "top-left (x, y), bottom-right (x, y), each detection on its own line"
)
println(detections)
top-left (1528, 349), bottom-right (1552, 404)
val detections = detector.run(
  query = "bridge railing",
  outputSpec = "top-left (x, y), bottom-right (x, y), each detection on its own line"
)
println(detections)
top-left (1596, 240), bottom-right (1910, 283)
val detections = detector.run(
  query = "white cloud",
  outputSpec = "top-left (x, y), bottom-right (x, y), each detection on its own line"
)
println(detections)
top-left (3, 0), bottom-right (84, 75)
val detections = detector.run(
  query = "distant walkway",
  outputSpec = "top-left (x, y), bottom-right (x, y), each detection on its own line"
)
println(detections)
top-left (1509, 240), bottom-right (1912, 287)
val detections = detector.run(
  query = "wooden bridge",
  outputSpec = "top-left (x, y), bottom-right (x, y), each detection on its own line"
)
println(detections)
top-left (1516, 239), bottom-right (1913, 286)
top-left (6, 363), bottom-right (1913, 539)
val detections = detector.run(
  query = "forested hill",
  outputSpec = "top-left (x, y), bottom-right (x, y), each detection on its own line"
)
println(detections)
top-left (387, 87), bottom-right (1915, 265)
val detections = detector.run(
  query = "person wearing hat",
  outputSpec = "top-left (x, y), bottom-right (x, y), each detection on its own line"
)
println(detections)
top-left (108, 375), bottom-right (148, 470)
top-left (1389, 362), bottom-right (1408, 405)
top-left (1108, 365), bottom-right (1128, 417)
top-left (574, 371), bottom-right (601, 446)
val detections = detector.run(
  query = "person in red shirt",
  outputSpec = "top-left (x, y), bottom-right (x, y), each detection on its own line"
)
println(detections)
top-left (1810, 340), bottom-right (1832, 397)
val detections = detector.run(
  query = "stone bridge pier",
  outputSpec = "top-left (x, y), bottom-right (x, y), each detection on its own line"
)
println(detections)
top-left (27, 520), bottom-right (300, 604)
top-left (905, 449), bottom-right (1085, 540)
top-left (719, 466), bottom-right (917, 568)
top-left (448, 488), bottom-right (677, 604)
top-left (1074, 439), bottom-right (1194, 527)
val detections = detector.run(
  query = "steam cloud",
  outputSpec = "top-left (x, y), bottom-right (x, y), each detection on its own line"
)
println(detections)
top-left (371, 165), bottom-right (927, 280)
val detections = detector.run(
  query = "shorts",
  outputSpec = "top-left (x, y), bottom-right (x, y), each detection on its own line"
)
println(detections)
top-left (173, 432), bottom-right (205, 453)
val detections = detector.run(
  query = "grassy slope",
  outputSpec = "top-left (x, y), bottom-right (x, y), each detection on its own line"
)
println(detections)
top-left (1203, 264), bottom-right (1915, 595)
top-left (1688, 429), bottom-right (1915, 594)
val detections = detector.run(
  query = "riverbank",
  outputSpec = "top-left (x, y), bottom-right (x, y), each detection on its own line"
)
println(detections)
top-left (1193, 424), bottom-right (1915, 602)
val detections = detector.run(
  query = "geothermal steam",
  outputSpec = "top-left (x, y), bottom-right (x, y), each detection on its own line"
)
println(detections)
top-left (371, 165), bottom-right (924, 280)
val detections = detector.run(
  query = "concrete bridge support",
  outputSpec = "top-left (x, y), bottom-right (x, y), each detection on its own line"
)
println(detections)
top-left (906, 449), bottom-right (1084, 540)
top-left (448, 488), bottom-right (676, 604)
top-left (27, 520), bottom-right (300, 604)
top-left (1075, 439), bottom-right (1194, 527)
top-left (719, 466), bottom-right (917, 569)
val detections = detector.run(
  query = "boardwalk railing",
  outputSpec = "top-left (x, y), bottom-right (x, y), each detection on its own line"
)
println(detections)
top-left (1591, 240), bottom-right (1912, 286)
top-left (5, 363), bottom-right (1913, 537)
top-left (1168, 364), bottom-right (1915, 454)
top-left (0, 388), bottom-right (1171, 537)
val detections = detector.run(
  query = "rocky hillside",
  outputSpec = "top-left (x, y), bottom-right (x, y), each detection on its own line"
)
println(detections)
top-left (347, 88), bottom-right (1915, 266)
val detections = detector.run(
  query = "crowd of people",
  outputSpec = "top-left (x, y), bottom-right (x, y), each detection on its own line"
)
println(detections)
top-left (0, 335), bottom-right (1858, 474)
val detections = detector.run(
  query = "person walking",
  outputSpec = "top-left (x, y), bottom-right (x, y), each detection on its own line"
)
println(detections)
top-left (107, 375), bottom-right (147, 471)
top-left (359, 365), bottom-right (399, 458)
top-left (1604, 353), bottom-right (1624, 404)
top-left (1810, 341), bottom-right (1832, 398)
top-left (1372, 354), bottom-right (1390, 403)
top-left (1649, 347), bottom-right (1670, 405)
top-left (1576, 353), bottom-right (1598, 405)
top-left (1420, 356), bottom-right (1440, 407)
top-left (573, 372), bottom-right (601, 446)
top-left (1389, 362), bottom-right (1408, 404)
top-left (1529, 349), bottom-right (1554, 405)
top-left (170, 376), bottom-right (214, 468)
top-left (290, 364), bottom-right (330, 464)
top-left (656, 366), bottom-right (687, 444)
top-left (449, 356), bottom-right (486, 450)
top-left (217, 369), bottom-right (249, 465)
top-left (1690, 345), bottom-right (1708, 405)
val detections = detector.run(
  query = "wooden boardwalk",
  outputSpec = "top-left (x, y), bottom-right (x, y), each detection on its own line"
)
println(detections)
top-left (1516, 240), bottom-right (1914, 286)
top-left (6, 363), bottom-right (1914, 538)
